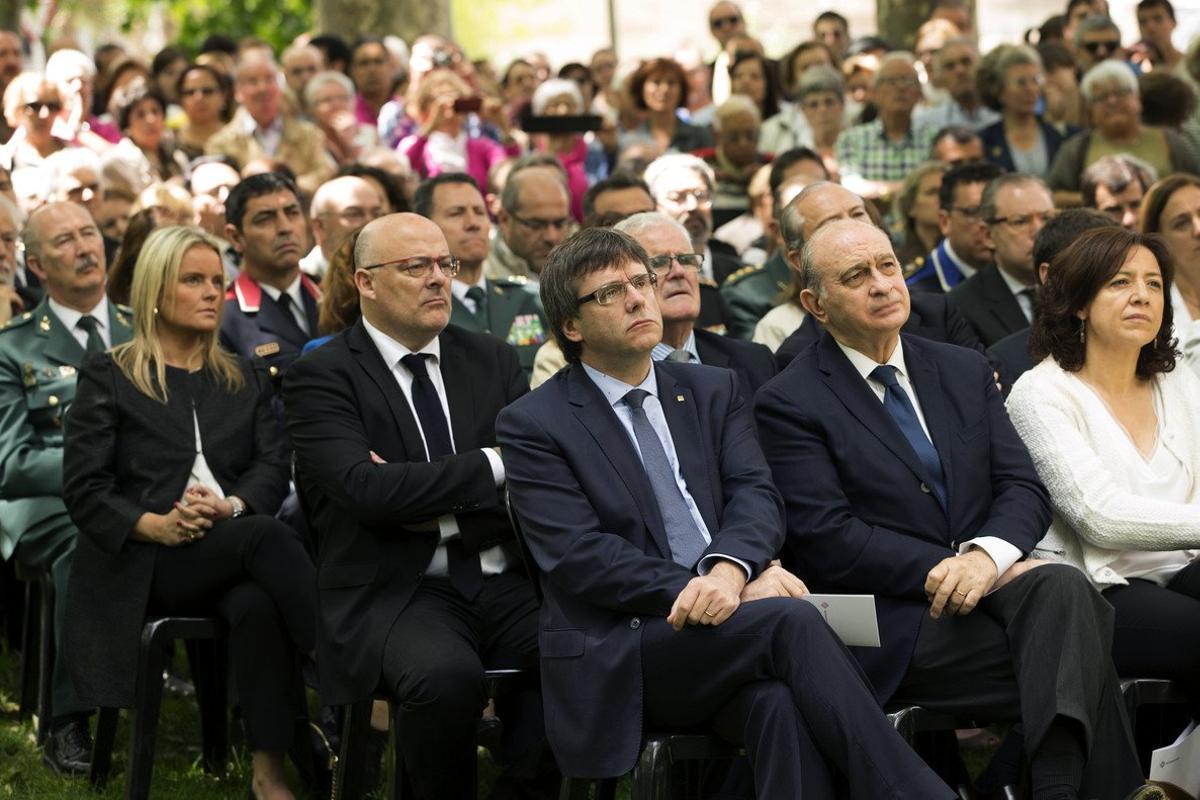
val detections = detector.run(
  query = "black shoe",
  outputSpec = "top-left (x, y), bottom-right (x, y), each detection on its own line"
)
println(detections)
top-left (43, 720), bottom-right (92, 777)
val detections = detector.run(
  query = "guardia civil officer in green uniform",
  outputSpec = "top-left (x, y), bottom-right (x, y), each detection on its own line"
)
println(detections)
top-left (415, 173), bottom-right (548, 377)
top-left (719, 250), bottom-right (791, 340)
top-left (0, 201), bottom-right (133, 774)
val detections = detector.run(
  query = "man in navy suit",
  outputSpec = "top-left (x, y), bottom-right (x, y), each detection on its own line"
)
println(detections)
top-left (755, 219), bottom-right (1153, 800)
top-left (220, 173), bottom-right (321, 382)
top-left (497, 226), bottom-right (954, 798)
top-left (612, 211), bottom-right (776, 398)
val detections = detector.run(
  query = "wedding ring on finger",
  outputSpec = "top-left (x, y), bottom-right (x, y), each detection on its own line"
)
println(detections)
top-left (953, 590), bottom-right (968, 597)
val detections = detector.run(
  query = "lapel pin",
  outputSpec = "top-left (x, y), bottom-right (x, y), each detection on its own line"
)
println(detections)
top-left (676, 394), bottom-right (685, 402)
top-left (39, 316), bottom-right (51, 332)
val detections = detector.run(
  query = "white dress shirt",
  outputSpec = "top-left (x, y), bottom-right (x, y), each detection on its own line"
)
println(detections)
top-left (48, 295), bottom-right (112, 350)
top-left (1171, 285), bottom-right (1200, 380)
top-left (362, 316), bottom-right (508, 575)
top-left (241, 112), bottom-right (284, 157)
top-left (581, 361), bottom-right (751, 578)
top-left (837, 337), bottom-right (1023, 578)
top-left (651, 331), bottom-right (699, 363)
top-left (259, 275), bottom-right (311, 336)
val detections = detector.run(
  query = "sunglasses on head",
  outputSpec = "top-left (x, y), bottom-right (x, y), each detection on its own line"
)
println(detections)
top-left (711, 14), bottom-right (741, 29)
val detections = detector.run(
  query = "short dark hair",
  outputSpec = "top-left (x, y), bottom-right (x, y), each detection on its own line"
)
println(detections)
top-left (1037, 41), bottom-right (1076, 73)
top-left (176, 63), bottom-right (234, 122)
top-left (1030, 226), bottom-right (1177, 377)
top-left (350, 36), bottom-right (386, 61)
top-left (540, 227), bottom-right (651, 364)
top-left (309, 34), bottom-right (352, 71)
top-left (413, 172), bottom-right (480, 218)
top-left (1032, 208), bottom-right (1116, 276)
top-left (1139, 70), bottom-right (1197, 129)
top-left (582, 172), bottom-right (653, 220)
top-left (1137, 0), bottom-right (1175, 22)
top-left (1065, 0), bottom-right (1092, 17)
top-left (930, 125), bottom-right (981, 157)
top-left (1080, 155), bottom-right (1153, 209)
top-left (814, 11), bottom-right (849, 31)
top-left (938, 161), bottom-right (1004, 211)
top-left (337, 163), bottom-right (409, 213)
top-left (769, 147), bottom-right (827, 207)
top-left (199, 34), bottom-right (238, 56)
top-left (628, 58), bottom-right (689, 112)
top-left (225, 172), bottom-right (302, 231)
top-left (1141, 173), bottom-right (1200, 235)
top-left (728, 51), bottom-right (782, 118)
top-left (152, 46), bottom-right (189, 78)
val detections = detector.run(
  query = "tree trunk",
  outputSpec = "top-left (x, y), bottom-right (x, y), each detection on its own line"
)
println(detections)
top-left (1, 3), bottom-right (19, 32)
top-left (314, 0), bottom-right (451, 43)
top-left (875, 0), bottom-right (977, 51)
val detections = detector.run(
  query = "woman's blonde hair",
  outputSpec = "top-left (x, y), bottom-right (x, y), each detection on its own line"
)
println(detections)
top-left (113, 225), bottom-right (244, 402)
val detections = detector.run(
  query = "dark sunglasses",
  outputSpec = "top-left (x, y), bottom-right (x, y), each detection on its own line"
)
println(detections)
top-left (1082, 39), bottom-right (1120, 54)
top-left (710, 14), bottom-right (741, 29)
top-left (25, 101), bottom-right (62, 114)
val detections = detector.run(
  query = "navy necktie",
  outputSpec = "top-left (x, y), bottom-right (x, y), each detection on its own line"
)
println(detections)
top-left (76, 315), bottom-right (105, 355)
top-left (869, 365), bottom-right (946, 507)
top-left (401, 353), bottom-right (481, 600)
top-left (624, 389), bottom-right (707, 568)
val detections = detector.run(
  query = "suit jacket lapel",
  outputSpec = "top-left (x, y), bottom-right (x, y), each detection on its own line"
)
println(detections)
top-left (255, 293), bottom-right (308, 347)
top-left (656, 365), bottom-right (720, 536)
top-left (346, 321), bottom-right (427, 461)
top-left (450, 295), bottom-right (485, 333)
top-left (816, 333), bottom-right (937, 489)
top-left (693, 331), bottom-right (730, 370)
top-left (37, 300), bottom-right (85, 367)
top-left (567, 365), bottom-right (672, 560)
top-left (984, 266), bottom-right (1028, 334)
top-left (439, 332), bottom-right (477, 451)
top-left (107, 303), bottom-right (134, 347)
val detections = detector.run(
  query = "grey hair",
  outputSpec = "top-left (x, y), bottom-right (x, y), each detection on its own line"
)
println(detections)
top-left (1074, 15), bottom-right (1121, 47)
top-left (499, 153), bottom-right (569, 214)
top-left (613, 211), bottom-right (691, 244)
top-left (712, 94), bottom-right (761, 132)
top-left (980, 172), bottom-right (1050, 225)
top-left (1080, 60), bottom-right (1139, 103)
top-left (873, 51), bottom-right (917, 88)
top-left (45, 147), bottom-right (103, 199)
top-left (976, 44), bottom-right (1043, 111)
top-left (304, 70), bottom-right (355, 109)
top-left (643, 154), bottom-right (715, 197)
top-left (795, 65), bottom-right (844, 104)
top-left (45, 49), bottom-right (96, 82)
top-left (531, 78), bottom-right (584, 115)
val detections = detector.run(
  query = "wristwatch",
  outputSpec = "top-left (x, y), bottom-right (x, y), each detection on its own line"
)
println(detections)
top-left (228, 496), bottom-right (246, 518)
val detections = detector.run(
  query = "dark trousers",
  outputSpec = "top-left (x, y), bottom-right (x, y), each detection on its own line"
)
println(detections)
top-left (891, 564), bottom-right (1143, 800)
top-left (13, 513), bottom-right (87, 722)
top-left (149, 515), bottom-right (316, 750)
top-left (640, 596), bottom-right (955, 800)
top-left (1105, 560), bottom-right (1200, 689)
top-left (379, 572), bottom-right (554, 800)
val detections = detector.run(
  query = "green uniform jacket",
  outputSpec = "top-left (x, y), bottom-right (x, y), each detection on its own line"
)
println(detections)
top-left (0, 297), bottom-right (133, 558)
top-left (719, 250), bottom-right (792, 340)
top-left (449, 277), bottom-right (548, 377)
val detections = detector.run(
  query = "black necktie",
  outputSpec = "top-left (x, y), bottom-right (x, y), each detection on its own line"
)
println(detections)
top-left (465, 286), bottom-right (488, 324)
top-left (76, 315), bottom-right (105, 355)
top-left (276, 291), bottom-right (307, 334)
top-left (400, 353), bottom-right (481, 600)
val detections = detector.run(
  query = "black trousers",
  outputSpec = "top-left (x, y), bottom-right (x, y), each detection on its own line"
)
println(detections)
top-left (1105, 560), bottom-right (1200, 689)
top-left (149, 515), bottom-right (316, 750)
top-left (379, 572), bottom-right (554, 800)
top-left (640, 596), bottom-right (955, 800)
top-left (890, 564), bottom-right (1143, 800)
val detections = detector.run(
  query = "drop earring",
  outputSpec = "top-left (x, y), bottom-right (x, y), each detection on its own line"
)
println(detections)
top-left (1079, 319), bottom-right (1085, 344)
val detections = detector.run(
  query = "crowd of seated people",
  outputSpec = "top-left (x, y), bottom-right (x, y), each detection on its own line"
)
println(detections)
top-left (2, 1), bottom-right (1200, 798)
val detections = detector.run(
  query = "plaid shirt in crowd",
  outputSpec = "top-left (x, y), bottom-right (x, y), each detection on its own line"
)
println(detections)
top-left (835, 119), bottom-right (938, 183)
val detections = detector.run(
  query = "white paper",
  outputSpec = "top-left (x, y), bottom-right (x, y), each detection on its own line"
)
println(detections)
top-left (1150, 720), bottom-right (1200, 796)
top-left (801, 594), bottom-right (881, 648)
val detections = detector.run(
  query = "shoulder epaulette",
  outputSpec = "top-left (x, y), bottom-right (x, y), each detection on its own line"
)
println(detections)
top-left (0, 311), bottom-right (34, 332)
top-left (494, 274), bottom-right (529, 286)
top-left (903, 256), bottom-right (925, 278)
top-left (724, 264), bottom-right (764, 286)
top-left (698, 276), bottom-right (719, 289)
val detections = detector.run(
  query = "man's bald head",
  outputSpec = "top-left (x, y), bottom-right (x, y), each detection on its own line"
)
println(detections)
top-left (311, 175), bottom-right (384, 257)
top-left (780, 182), bottom-right (870, 260)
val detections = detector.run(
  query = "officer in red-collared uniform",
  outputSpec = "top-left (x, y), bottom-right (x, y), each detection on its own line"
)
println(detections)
top-left (219, 173), bottom-right (321, 383)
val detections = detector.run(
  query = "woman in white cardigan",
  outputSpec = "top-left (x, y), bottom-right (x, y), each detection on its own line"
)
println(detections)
top-left (1008, 225), bottom-right (1200, 684)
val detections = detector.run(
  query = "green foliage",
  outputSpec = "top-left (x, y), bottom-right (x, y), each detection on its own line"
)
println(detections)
top-left (119, 0), bottom-right (314, 56)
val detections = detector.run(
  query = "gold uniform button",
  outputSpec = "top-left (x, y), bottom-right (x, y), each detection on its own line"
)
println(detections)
top-left (269, 366), bottom-right (280, 378)
top-left (48, 395), bottom-right (59, 407)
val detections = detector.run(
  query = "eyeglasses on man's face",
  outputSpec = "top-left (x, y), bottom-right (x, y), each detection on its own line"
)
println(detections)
top-left (988, 211), bottom-right (1055, 229)
top-left (511, 213), bottom-right (573, 233)
top-left (576, 271), bottom-right (658, 307)
top-left (647, 253), bottom-right (703, 273)
top-left (360, 255), bottom-right (461, 279)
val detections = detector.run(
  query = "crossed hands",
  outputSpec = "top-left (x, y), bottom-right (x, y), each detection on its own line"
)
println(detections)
top-left (666, 559), bottom-right (809, 631)
top-left (134, 484), bottom-right (233, 547)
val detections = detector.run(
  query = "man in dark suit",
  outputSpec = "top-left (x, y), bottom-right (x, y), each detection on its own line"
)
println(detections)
top-left (613, 211), bottom-right (776, 398)
top-left (948, 174), bottom-right (1052, 347)
top-left (990, 209), bottom-right (1117, 396)
top-left (498, 226), bottom-right (954, 799)
top-left (283, 213), bottom-right (552, 799)
top-left (0, 201), bottom-right (134, 774)
top-left (645, 153), bottom-right (744, 286)
top-left (220, 173), bottom-right (321, 382)
top-left (755, 218), bottom-right (1154, 800)
top-left (905, 161), bottom-right (1002, 295)
top-left (416, 173), bottom-right (549, 377)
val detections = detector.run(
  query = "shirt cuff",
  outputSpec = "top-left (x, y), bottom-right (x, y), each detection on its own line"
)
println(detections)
top-left (697, 554), bottom-right (753, 582)
top-left (482, 447), bottom-right (505, 487)
top-left (959, 537), bottom-right (1022, 581)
